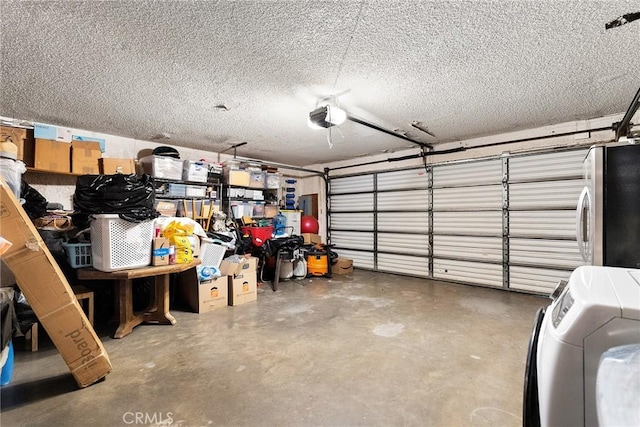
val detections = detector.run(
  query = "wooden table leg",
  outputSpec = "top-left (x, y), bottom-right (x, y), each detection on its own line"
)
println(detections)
top-left (113, 278), bottom-right (145, 339)
top-left (143, 274), bottom-right (176, 325)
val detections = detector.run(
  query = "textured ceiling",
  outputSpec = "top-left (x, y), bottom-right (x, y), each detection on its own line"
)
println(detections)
top-left (1, 1), bottom-right (639, 167)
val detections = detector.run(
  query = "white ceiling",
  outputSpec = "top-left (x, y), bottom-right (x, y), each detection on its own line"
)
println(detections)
top-left (1, 1), bottom-right (638, 167)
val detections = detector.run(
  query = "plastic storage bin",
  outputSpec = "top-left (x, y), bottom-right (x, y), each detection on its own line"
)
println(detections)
top-left (241, 226), bottom-right (273, 247)
top-left (138, 155), bottom-right (183, 180)
top-left (89, 214), bottom-right (154, 272)
top-left (182, 160), bottom-right (209, 183)
top-left (63, 242), bottom-right (93, 268)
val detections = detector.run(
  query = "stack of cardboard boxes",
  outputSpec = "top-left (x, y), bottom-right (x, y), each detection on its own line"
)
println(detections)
top-left (179, 256), bottom-right (258, 313)
top-left (0, 124), bottom-right (135, 175)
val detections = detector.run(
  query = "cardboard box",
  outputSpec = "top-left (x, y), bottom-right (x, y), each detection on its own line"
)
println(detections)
top-left (220, 257), bottom-right (258, 306)
top-left (302, 233), bottom-right (322, 245)
top-left (224, 169), bottom-right (251, 187)
top-left (34, 138), bottom-right (71, 173)
top-left (331, 257), bottom-right (354, 275)
top-left (99, 157), bottom-right (136, 175)
top-left (152, 237), bottom-right (170, 266)
top-left (71, 141), bottom-right (101, 174)
top-left (0, 179), bottom-right (111, 387)
top-left (0, 125), bottom-right (35, 166)
top-left (178, 268), bottom-right (228, 313)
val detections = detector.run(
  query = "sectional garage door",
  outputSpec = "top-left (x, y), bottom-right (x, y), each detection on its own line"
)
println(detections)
top-left (329, 168), bottom-right (430, 276)
top-left (328, 148), bottom-right (588, 294)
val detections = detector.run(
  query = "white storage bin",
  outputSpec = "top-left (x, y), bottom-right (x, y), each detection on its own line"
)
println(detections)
top-left (266, 173), bottom-right (281, 189)
top-left (248, 171), bottom-right (266, 189)
top-left (138, 155), bottom-right (183, 180)
top-left (185, 184), bottom-right (206, 198)
top-left (183, 160), bottom-right (209, 183)
top-left (90, 214), bottom-right (154, 271)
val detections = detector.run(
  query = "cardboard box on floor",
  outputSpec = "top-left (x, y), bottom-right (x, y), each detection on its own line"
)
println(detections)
top-left (220, 256), bottom-right (257, 306)
top-left (178, 268), bottom-right (229, 313)
top-left (0, 178), bottom-right (112, 388)
top-left (332, 257), bottom-right (354, 275)
top-left (302, 233), bottom-right (322, 245)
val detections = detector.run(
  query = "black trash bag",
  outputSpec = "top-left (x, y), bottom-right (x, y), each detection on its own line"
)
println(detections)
top-left (20, 179), bottom-right (48, 220)
top-left (72, 174), bottom-right (159, 229)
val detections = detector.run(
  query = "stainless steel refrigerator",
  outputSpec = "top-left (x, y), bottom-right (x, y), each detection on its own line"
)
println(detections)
top-left (576, 143), bottom-right (640, 268)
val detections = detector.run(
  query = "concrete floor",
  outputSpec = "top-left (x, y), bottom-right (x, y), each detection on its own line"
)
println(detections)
top-left (1, 270), bottom-right (548, 427)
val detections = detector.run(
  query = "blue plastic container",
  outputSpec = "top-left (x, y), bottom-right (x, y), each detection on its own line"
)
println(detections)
top-left (1, 341), bottom-right (14, 386)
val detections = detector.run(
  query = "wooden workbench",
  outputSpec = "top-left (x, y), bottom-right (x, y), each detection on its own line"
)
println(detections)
top-left (77, 261), bottom-right (200, 338)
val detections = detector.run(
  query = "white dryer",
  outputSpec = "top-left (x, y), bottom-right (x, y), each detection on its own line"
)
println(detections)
top-left (523, 265), bottom-right (640, 426)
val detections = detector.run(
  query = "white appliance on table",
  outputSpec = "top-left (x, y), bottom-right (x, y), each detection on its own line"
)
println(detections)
top-left (576, 143), bottom-right (640, 268)
top-left (523, 266), bottom-right (640, 426)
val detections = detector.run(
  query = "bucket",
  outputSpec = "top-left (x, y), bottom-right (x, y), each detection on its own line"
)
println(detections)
top-left (241, 226), bottom-right (273, 247)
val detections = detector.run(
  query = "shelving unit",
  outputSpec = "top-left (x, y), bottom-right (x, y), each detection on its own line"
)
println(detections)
top-left (26, 167), bottom-right (85, 177)
top-left (223, 184), bottom-right (279, 223)
top-left (153, 175), bottom-right (223, 229)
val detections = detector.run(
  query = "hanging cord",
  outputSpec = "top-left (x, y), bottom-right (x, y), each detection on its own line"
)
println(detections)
top-left (332, 1), bottom-right (366, 92)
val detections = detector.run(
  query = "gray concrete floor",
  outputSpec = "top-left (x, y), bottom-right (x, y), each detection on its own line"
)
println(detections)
top-left (1, 270), bottom-right (548, 427)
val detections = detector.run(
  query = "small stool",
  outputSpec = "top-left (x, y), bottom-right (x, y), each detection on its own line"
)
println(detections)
top-left (25, 286), bottom-right (94, 352)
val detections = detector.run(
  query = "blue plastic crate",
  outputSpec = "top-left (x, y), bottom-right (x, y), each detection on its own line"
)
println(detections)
top-left (63, 242), bottom-right (93, 268)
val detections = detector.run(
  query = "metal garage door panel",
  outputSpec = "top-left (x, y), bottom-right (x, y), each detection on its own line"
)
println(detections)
top-left (508, 149), bottom-right (587, 182)
top-left (378, 232), bottom-right (430, 256)
top-left (433, 236), bottom-right (502, 262)
top-left (377, 168), bottom-right (429, 191)
top-left (378, 189), bottom-right (429, 211)
top-left (378, 212), bottom-right (429, 233)
top-left (433, 185), bottom-right (502, 210)
top-left (433, 211), bottom-right (503, 236)
top-left (510, 238), bottom-right (583, 269)
top-left (509, 179), bottom-right (583, 210)
top-left (433, 160), bottom-right (502, 187)
top-left (509, 266), bottom-right (572, 293)
top-left (330, 231), bottom-right (374, 251)
top-left (330, 213), bottom-right (374, 231)
top-left (378, 253), bottom-right (429, 277)
top-left (331, 193), bottom-right (374, 212)
top-left (433, 259), bottom-right (503, 287)
top-left (334, 249), bottom-right (374, 269)
top-left (330, 175), bottom-right (374, 194)
top-left (509, 211), bottom-right (576, 238)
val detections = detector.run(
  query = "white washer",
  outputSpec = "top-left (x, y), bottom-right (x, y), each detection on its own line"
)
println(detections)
top-left (535, 266), bottom-right (640, 426)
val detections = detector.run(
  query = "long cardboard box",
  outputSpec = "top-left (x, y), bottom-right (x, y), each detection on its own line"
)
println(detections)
top-left (0, 178), bottom-right (111, 387)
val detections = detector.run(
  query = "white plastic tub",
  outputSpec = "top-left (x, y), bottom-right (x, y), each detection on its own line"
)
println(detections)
top-left (90, 214), bottom-right (153, 271)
